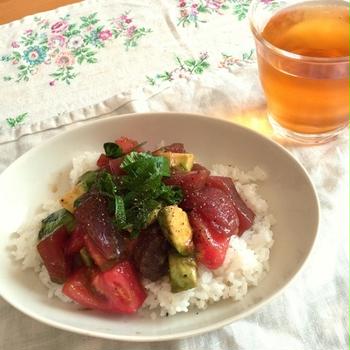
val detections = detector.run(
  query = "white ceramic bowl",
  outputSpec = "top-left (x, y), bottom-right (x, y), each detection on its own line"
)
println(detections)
top-left (0, 112), bottom-right (319, 341)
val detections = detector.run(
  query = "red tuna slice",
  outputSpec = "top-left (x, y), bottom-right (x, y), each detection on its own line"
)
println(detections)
top-left (206, 176), bottom-right (255, 235)
top-left (37, 226), bottom-right (71, 283)
top-left (185, 186), bottom-right (239, 237)
top-left (189, 211), bottom-right (230, 270)
top-left (108, 157), bottom-right (124, 175)
top-left (84, 235), bottom-right (117, 271)
top-left (164, 164), bottom-right (210, 192)
top-left (75, 193), bottom-right (125, 260)
top-left (65, 225), bottom-right (85, 256)
top-left (161, 143), bottom-right (186, 153)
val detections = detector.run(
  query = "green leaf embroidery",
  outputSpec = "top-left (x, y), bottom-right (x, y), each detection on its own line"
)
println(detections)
top-left (147, 53), bottom-right (210, 86)
top-left (16, 65), bottom-right (34, 82)
top-left (6, 113), bottom-right (28, 128)
top-left (64, 24), bottom-right (80, 38)
top-left (80, 13), bottom-right (99, 28)
top-left (49, 66), bottom-right (77, 85)
top-left (72, 47), bottom-right (97, 64)
top-left (232, 1), bottom-right (250, 21)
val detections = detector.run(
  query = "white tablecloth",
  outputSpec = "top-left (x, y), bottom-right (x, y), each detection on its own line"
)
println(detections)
top-left (0, 0), bottom-right (348, 349)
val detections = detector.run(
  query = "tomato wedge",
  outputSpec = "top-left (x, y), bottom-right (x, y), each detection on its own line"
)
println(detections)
top-left (115, 137), bottom-right (142, 154)
top-left (92, 261), bottom-right (146, 313)
top-left (63, 267), bottom-right (108, 310)
top-left (63, 262), bottom-right (146, 313)
top-left (96, 153), bottom-right (110, 169)
top-left (189, 211), bottom-right (230, 270)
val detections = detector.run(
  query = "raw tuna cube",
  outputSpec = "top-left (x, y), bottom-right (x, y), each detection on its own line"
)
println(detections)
top-left (206, 176), bottom-right (255, 235)
top-left (37, 226), bottom-right (71, 283)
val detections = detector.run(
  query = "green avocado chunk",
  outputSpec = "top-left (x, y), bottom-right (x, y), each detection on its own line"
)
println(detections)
top-left (158, 205), bottom-right (194, 256)
top-left (154, 151), bottom-right (194, 171)
top-left (169, 252), bottom-right (197, 293)
top-left (38, 209), bottom-right (75, 240)
top-left (60, 170), bottom-right (98, 212)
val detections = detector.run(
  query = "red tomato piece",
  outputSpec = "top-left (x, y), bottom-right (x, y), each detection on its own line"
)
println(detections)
top-left (189, 211), bottom-right (230, 270)
top-left (65, 225), bottom-right (85, 256)
top-left (206, 176), bottom-right (255, 235)
top-left (91, 261), bottom-right (147, 313)
top-left (115, 137), bottom-right (142, 154)
top-left (84, 235), bottom-right (116, 271)
top-left (96, 153), bottom-right (110, 169)
top-left (37, 226), bottom-right (71, 283)
top-left (62, 267), bottom-right (109, 311)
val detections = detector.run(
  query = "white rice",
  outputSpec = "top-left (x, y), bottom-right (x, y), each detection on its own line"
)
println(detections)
top-left (11, 152), bottom-right (275, 316)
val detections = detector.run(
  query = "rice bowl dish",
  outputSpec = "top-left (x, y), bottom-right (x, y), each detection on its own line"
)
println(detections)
top-left (11, 148), bottom-right (275, 318)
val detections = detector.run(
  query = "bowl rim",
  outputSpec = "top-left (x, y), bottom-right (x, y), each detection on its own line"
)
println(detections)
top-left (0, 111), bottom-right (320, 342)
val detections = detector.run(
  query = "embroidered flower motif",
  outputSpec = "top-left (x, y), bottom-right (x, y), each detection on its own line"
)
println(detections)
top-left (171, 68), bottom-right (191, 80)
top-left (48, 34), bottom-right (66, 48)
top-left (218, 50), bottom-right (255, 69)
top-left (23, 46), bottom-right (47, 65)
top-left (2, 12), bottom-right (151, 85)
top-left (11, 41), bottom-right (20, 48)
top-left (147, 54), bottom-right (210, 86)
top-left (55, 51), bottom-right (75, 67)
top-left (67, 36), bottom-right (84, 49)
top-left (176, 0), bottom-right (282, 26)
top-left (51, 20), bottom-right (69, 33)
top-left (126, 25), bottom-right (137, 38)
top-left (98, 30), bottom-right (113, 41)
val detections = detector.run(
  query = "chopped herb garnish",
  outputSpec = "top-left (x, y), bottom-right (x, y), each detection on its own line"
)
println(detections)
top-left (77, 170), bottom-right (98, 189)
top-left (38, 209), bottom-right (75, 240)
top-left (76, 151), bottom-right (182, 238)
top-left (103, 142), bottom-right (123, 159)
top-left (114, 195), bottom-right (127, 229)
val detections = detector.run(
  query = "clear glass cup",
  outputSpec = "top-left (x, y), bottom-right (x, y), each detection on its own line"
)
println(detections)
top-left (249, 0), bottom-right (349, 144)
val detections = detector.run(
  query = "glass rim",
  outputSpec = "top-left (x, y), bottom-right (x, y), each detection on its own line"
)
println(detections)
top-left (248, 0), bottom-right (350, 64)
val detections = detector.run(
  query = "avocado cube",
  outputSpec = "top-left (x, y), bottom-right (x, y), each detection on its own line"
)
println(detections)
top-left (158, 205), bottom-right (194, 256)
top-left (60, 170), bottom-right (98, 213)
top-left (169, 253), bottom-right (197, 293)
top-left (154, 151), bottom-right (194, 171)
top-left (60, 183), bottom-right (86, 213)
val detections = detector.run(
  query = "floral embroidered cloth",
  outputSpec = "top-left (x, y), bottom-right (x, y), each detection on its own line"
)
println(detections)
top-left (0, 0), bottom-right (267, 143)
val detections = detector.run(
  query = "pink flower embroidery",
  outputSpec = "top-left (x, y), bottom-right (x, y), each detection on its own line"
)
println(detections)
top-left (25, 29), bottom-right (33, 35)
top-left (180, 9), bottom-right (188, 18)
top-left (48, 35), bottom-right (66, 48)
top-left (49, 80), bottom-right (56, 86)
top-left (51, 20), bottom-right (69, 33)
top-left (125, 18), bottom-right (132, 24)
top-left (206, 0), bottom-right (224, 10)
top-left (126, 25), bottom-right (137, 38)
top-left (55, 51), bottom-right (75, 67)
top-left (11, 41), bottom-right (20, 48)
top-left (98, 30), bottom-right (112, 41)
